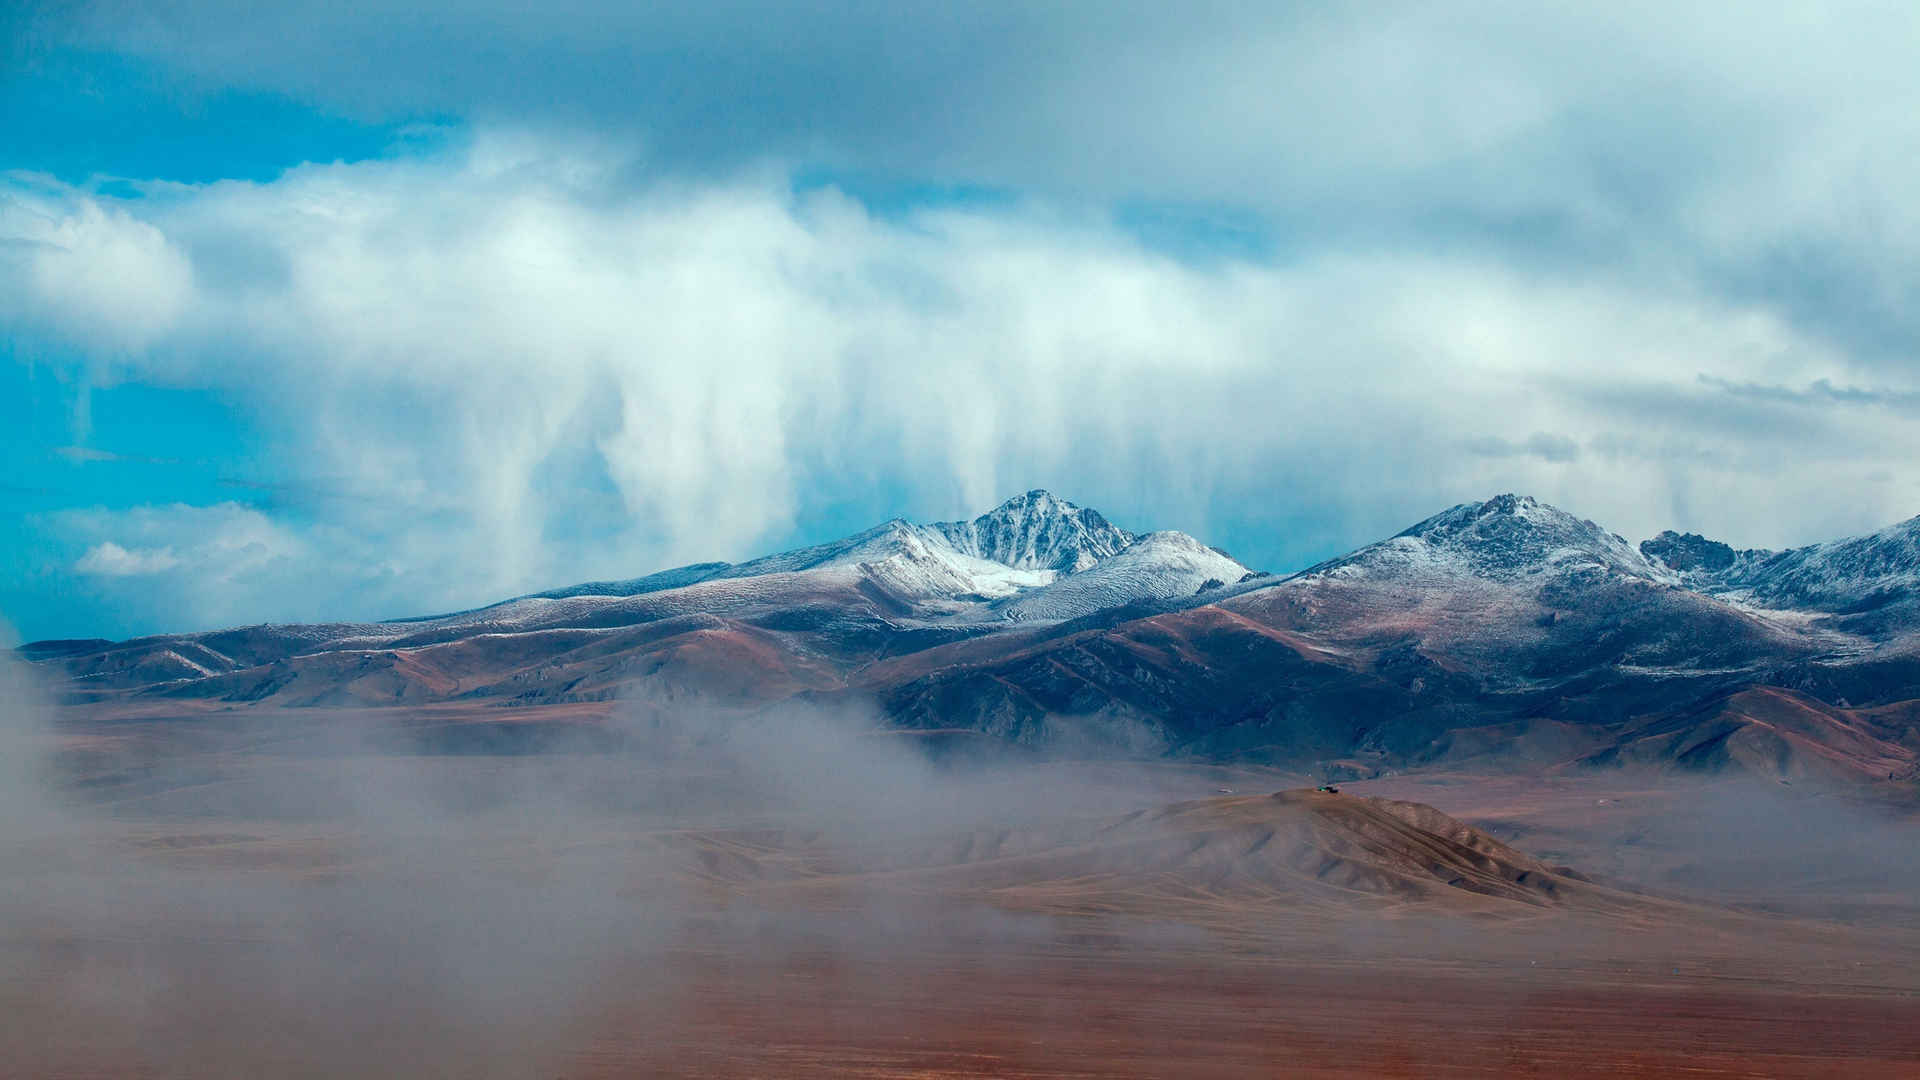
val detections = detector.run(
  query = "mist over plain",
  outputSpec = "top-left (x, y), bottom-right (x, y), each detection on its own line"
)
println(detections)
top-left (7, 629), bottom-right (1920, 1076)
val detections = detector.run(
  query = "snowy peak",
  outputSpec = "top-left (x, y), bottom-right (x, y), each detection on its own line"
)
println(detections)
top-left (1398, 494), bottom-right (1660, 578)
top-left (1000, 531), bottom-right (1249, 621)
top-left (932, 490), bottom-right (1136, 573)
top-left (377, 491), bottom-right (1241, 635)
top-left (1714, 514), bottom-right (1920, 614)
top-left (1309, 494), bottom-right (1664, 585)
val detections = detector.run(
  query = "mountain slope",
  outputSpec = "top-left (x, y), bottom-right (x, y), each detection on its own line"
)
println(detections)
top-left (22, 492), bottom-right (1236, 700)
top-left (1218, 494), bottom-right (1803, 685)
top-left (22, 491), bottom-right (1920, 792)
top-left (1638, 516), bottom-right (1920, 642)
top-left (867, 495), bottom-right (1918, 780)
top-left (1720, 516), bottom-right (1920, 616)
top-left (1000, 531), bottom-right (1248, 621)
top-left (1580, 686), bottom-right (1920, 784)
top-left (1302, 494), bottom-right (1668, 585)
top-left (680, 789), bottom-right (1653, 919)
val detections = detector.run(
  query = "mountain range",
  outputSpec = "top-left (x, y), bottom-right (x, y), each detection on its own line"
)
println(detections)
top-left (23, 490), bottom-right (1920, 790)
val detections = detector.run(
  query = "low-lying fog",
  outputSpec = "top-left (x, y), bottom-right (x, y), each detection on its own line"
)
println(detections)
top-left (5, 644), bottom-right (1919, 1077)
top-left (0, 644), bottom-right (1249, 1075)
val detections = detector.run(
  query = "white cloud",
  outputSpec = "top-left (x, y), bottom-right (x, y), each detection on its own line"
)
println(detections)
top-left (73, 542), bottom-right (182, 577)
top-left (47, 7), bottom-right (1920, 298)
top-left (6, 132), bottom-right (1920, 629)
top-left (48, 504), bottom-right (326, 630)
top-left (0, 174), bottom-right (195, 354)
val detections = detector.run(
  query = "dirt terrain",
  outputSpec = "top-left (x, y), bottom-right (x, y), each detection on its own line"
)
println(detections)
top-left (585, 931), bottom-right (1920, 1078)
top-left (6, 721), bottom-right (1920, 1078)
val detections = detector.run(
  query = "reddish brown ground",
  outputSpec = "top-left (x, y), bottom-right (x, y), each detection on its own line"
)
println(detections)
top-left (582, 945), bottom-right (1920, 1078)
top-left (8, 747), bottom-right (1920, 1078)
top-left (11, 919), bottom-right (1918, 1079)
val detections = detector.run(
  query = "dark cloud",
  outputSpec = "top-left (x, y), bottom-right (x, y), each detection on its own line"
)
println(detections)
top-left (1697, 375), bottom-right (1920, 412)
top-left (1463, 432), bottom-right (1581, 464)
top-left (9, 3), bottom-right (1920, 630)
top-left (26, 3), bottom-right (1920, 374)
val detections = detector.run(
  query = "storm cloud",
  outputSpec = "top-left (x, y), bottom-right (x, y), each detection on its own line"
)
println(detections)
top-left (6, 2), bottom-right (1920, 634)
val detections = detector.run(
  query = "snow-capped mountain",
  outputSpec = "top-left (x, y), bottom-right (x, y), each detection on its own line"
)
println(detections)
top-left (1638, 531), bottom-right (1783, 599)
top-left (611, 491), bottom-right (1226, 620)
top-left (1671, 515), bottom-right (1920, 616)
top-left (26, 490), bottom-right (1920, 790)
top-left (931, 490), bottom-right (1135, 573)
top-left (495, 492), bottom-right (1157, 616)
top-left (1212, 494), bottom-right (1803, 689)
top-left (42, 492), bottom-right (1239, 670)
top-left (662, 491), bottom-right (1219, 616)
top-left (1294, 494), bottom-right (1667, 586)
top-left (470, 491), bottom-right (1132, 610)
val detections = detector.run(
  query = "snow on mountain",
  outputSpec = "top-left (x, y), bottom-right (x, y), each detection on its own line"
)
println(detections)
top-left (37, 488), bottom-right (1920, 747)
top-left (1637, 532), bottom-right (1774, 591)
top-left (999, 531), bottom-right (1249, 621)
top-left (1297, 494), bottom-right (1669, 586)
top-left (1635, 516), bottom-right (1920, 617)
top-left (397, 492), bottom-right (1196, 636)
top-left (815, 521), bottom-right (1058, 603)
top-left (932, 490), bottom-right (1135, 573)
top-left (713, 520), bottom-right (932, 579)
top-left (1706, 514), bottom-right (1920, 614)
top-left (659, 490), bottom-right (1167, 619)
top-left (415, 519), bottom-right (1053, 634)
top-left (481, 562), bottom-right (733, 606)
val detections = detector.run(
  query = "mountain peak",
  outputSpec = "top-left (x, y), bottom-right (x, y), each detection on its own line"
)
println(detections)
top-left (1443, 493), bottom-right (1544, 522)
top-left (1404, 492), bottom-right (1594, 528)
top-left (1640, 530), bottom-right (1741, 573)
top-left (1307, 494), bottom-right (1663, 584)
top-left (934, 491), bottom-right (1135, 573)
top-left (995, 489), bottom-right (1071, 513)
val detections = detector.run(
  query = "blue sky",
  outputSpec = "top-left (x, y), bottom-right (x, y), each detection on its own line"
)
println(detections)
top-left (6, 4), bottom-right (1920, 641)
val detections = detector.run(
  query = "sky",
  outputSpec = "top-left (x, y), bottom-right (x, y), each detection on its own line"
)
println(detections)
top-left (4, 2), bottom-right (1920, 641)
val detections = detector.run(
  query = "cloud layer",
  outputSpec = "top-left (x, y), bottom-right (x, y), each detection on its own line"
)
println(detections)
top-left (7, 126), bottom-right (1920, 634)
top-left (44, 3), bottom-right (1920, 356)
top-left (7, 3), bottom-right (1920, 634)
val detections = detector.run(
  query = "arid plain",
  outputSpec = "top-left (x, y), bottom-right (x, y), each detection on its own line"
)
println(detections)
top-left (6, 695), bottom-right (1918, 1078)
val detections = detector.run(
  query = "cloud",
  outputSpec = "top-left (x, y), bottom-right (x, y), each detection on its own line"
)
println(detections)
top-left (54, 445), bottom-right (181, 465)
top-left (30, 4), bottom-right (1920, 356)
top-left (1463, 433), bottom-right (1581, 464)
top-left (0, 173), bottom-right (195, 352)
top-left (45, 503), bottom-right (325, 629)
top-left (1697, 375), bottom-right (1920, 412)
top-left (4, 130), bottom-right (1920, 632)
top-left (73, 541), bottom-right (181, 576)
top-left (0, 5), bottom-right (1916, 633)
top-left (53, 446), bottom-right (121, 464)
